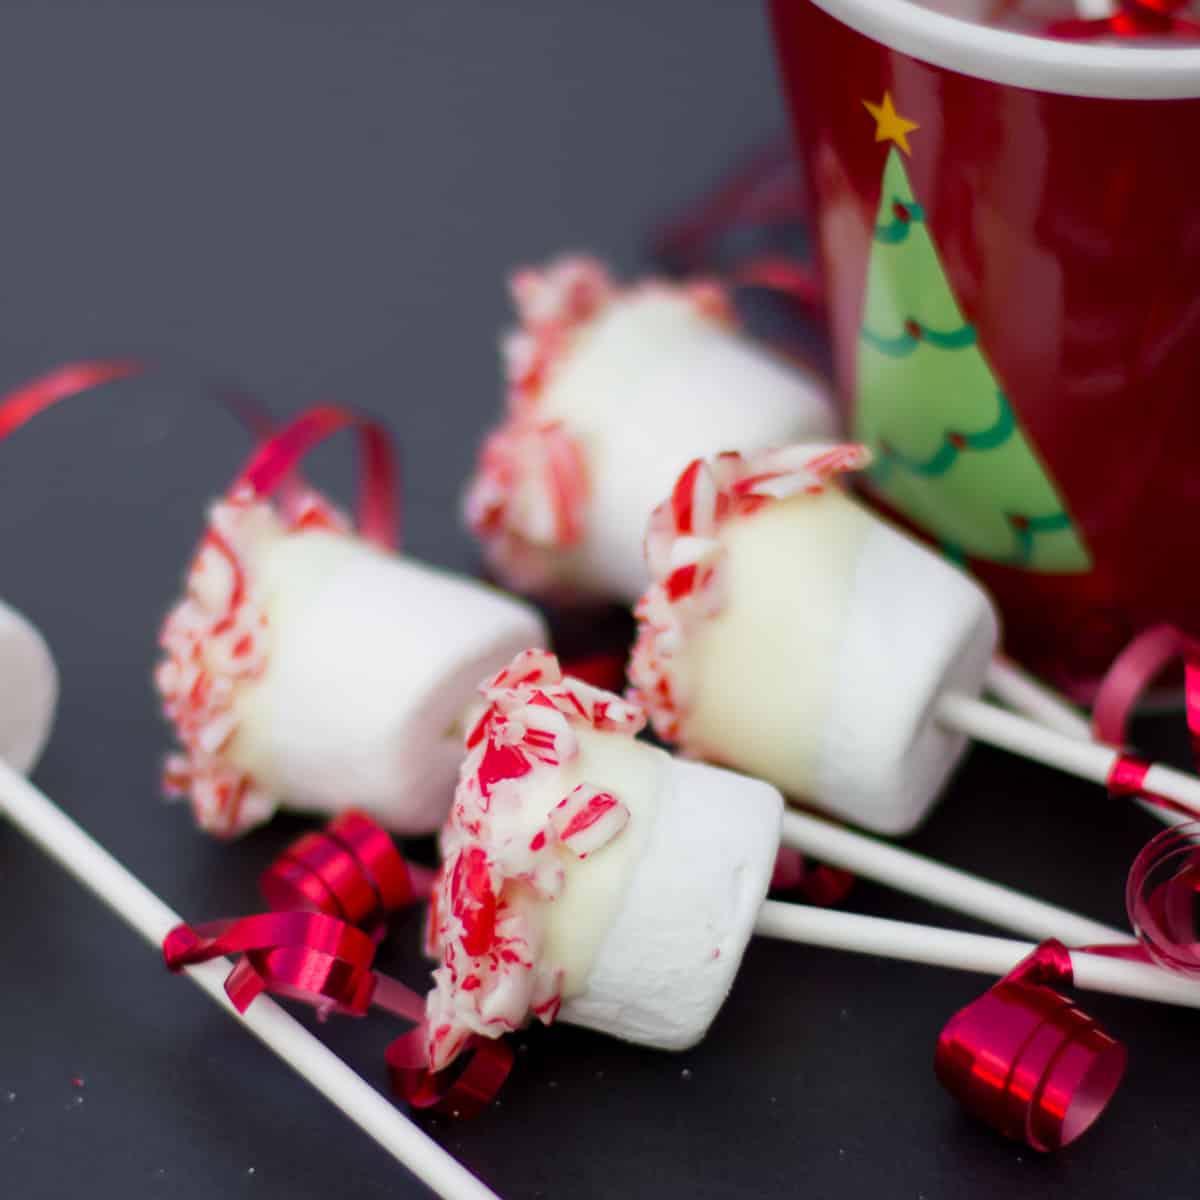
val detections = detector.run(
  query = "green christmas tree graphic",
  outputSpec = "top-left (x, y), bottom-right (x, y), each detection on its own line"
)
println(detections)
top-left (853, 93), bottom-right (1091, 573)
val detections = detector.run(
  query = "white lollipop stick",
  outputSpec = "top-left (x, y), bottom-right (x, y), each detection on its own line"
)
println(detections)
top-left (985, 656), bottom-right (1091, 740)
top-left (986, 655), bottom-right (1189, 829)
top-left (754, 902), bottom-right (1200, 1010)
top-left (0, 756), bottom-right (499, 1200)
top-left (937, 691), bottom-right (1200, 817)
top-left (779, 809), bottom-right (1127, 945)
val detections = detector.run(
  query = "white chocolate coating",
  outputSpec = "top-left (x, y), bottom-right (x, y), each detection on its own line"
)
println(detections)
top-left (684, 490), bottom-right (997, 832)
top-left (630, 446), bottom-right (999, 835)
top-left (539, 292), bottom-right (835, 602)
top-left (475, 725), bottom-right (665, 996)
top-left (684, 488), bottom-right (871, 800)
top-left (0, 599), bottom-right (57, 774)
top-left (230, 530), bottom-right (549, 834)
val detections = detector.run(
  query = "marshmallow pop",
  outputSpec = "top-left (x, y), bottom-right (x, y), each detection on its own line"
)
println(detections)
top-left (463, 255), bottom-right (835, 605)
top-left (422, 651), bottom-right (1200, 1076)
top-left (155, 409), bottom-right (548, 839)
top-left (629, 443), bottom-right (1200, 836)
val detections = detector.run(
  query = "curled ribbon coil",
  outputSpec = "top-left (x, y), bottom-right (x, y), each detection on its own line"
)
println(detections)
top-left (935, 940), bottom-right (1127, 1152)
top-left (1092, 623), bottom-right (1200, 763)
top-left (1127, 820), bottom-right (1200, 975)
top-left (164, 813), bottom-right (513, 1117)
top-left (164, 910), bottom-right (378, 1018)
top-left (259, 810), bottom-right (433, 938)
top-left (939, 781), bottom-right (1200, 1150)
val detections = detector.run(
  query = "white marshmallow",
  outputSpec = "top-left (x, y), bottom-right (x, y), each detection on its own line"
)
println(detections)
top-left (631, 448), bottom-right (999, 835)
top-left (158, 494), bottom-right (550, 837)
top-left (540, 293), bottom-right (835, 602)
top-left (231, 532), bottom-right (549, 834)
top-left (466, 265), bottom-right (837, 604)
top-left (561, 754), bottom-right (782, 1050)
top-left (0, 600), bottom-right (57, 775)
top-left (814, 519), bottom-right (998, 834)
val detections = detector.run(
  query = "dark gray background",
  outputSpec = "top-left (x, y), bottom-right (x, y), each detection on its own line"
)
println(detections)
top-left (0, 3), bottom-right (1196, 1197)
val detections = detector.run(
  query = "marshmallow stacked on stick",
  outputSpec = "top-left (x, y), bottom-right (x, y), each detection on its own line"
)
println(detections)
top-left (157, 486), bottom-right (546, 837)
top-left (425, 650), bottom-right (781, 1069)
top-left (629, 443), bottom-right (998, 835)
top-left (464, 256), bottom-right (835, 604)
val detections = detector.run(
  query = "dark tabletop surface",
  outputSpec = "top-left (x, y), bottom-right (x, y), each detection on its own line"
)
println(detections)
top-left (1, 3), bottom-right (1197, 1197)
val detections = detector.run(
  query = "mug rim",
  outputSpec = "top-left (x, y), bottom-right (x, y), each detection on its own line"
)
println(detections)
top-left (801, 0), bottom-right (1200, 99)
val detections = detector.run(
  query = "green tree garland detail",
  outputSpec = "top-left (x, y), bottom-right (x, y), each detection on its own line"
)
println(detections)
top-left (853, 138), bottom-right (1091, 574)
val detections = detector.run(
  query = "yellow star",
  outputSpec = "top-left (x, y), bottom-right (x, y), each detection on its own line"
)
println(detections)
top-left (862, 92), bottom-right (920, 156)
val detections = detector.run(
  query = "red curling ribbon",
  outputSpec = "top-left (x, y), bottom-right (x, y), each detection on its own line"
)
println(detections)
top-left (558, 649), bottom-right (629, 694)
top-left (259, 810), bottom-right (434, 938)
top-left (651, 140), bottom-right (807, 271)
top-left (163, 911), bottom-right (378, 1017)
top-left (1106, 756), bottom-right (1152, 799)
top-left (368, 975), bottom-right (515, 1119)
top-left (732, 256), bottom-right (827, 325)
top-left (649, 139), bottom-right (831, 333)
top-left (0, 360), bottom-right (141, 439)
top-left (1092, 623), bottom-right (1200, 757)
top-left (937, 813), bottom-right (1200, 1151)
top-left (1089, 623), bottom-right (1200, 814)
top-left (235, 403), bottom-right (400, 550)
top-left (164, 891), bottom-right (511, 1116)
top-left (1126, 819), bottom-right (1200, 975)
top-left (935, 940), bottom-right (1127, 1152)
top-left (385, 1028), bottom-right (515, 1121)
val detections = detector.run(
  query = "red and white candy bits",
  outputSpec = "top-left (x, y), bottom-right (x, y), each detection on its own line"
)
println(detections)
top-left (157, 487), bottom-right (343, 834)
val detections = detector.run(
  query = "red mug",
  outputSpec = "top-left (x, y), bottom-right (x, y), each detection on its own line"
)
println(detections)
top-left (770, 0), bottom-right (1200, 697)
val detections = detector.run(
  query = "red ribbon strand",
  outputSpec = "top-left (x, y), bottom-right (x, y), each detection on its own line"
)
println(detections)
top-left (1090, 623), bottom-right (1200, 815)
top-left (935, 940), bottom-right (1127, 1151)
top-left (259, 810), bottom-right (433, 938)
top-left (1126, 820), bottom-right (1200, 975)
top-left (1092, 623), bottom-right (1200, 756)
top-left (938, 621), bottom-right (1200, 1154)
top-left (163, 910), bottom-right (378, 1017)
top-left (0, 360), bottom-right (141, 440)
top-left (235, 404), bottom-right (400, 550)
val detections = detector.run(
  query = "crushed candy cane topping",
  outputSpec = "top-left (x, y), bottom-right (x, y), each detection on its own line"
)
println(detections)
top-left (628, 443), bottom-right (871, 743)
top-left (462, 254), bottom-right (734, 593)
top-left (425, 649), bottom-right (644, 1071)
top-left (155, 485), bottom-right (348, 837)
